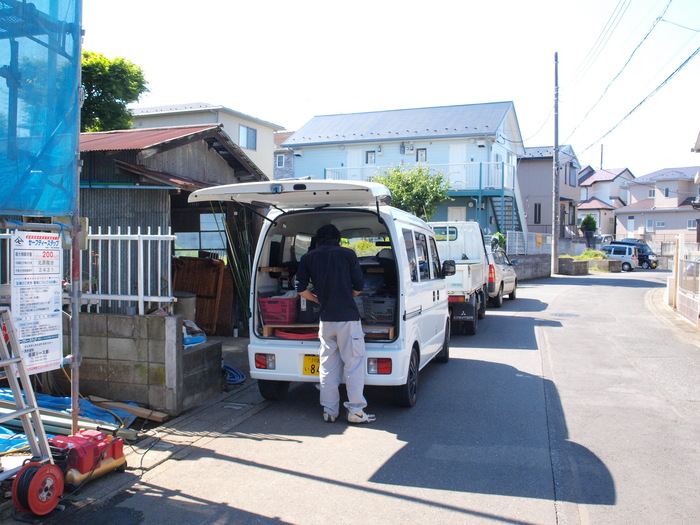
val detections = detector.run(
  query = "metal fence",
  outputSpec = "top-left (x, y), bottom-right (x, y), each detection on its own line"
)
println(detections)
top-left (1, 227), bottom-right (176, 315)
top-left (505, 231), bottom-right (552, 255)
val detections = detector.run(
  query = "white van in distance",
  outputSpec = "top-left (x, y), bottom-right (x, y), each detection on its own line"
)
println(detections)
top-left (189, 180), bottom-right (456, 407)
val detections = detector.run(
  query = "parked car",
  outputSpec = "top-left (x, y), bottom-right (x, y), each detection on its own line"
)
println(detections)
top-left (487, 247), bottom-right (517, 307)
top-left (601, 244), bottom-right (639, 271)
top-left (608, 239), bottom-right (658, 269)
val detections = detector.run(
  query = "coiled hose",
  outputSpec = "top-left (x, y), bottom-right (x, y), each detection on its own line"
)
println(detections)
top-left (223, 364), bottom-right (245, 386)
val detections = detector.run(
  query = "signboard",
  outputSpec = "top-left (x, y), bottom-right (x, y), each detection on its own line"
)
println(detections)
top-left (10, 232), bottom-right (64, 374)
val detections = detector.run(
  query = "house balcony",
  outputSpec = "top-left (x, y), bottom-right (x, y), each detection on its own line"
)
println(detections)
top-left (324, 162), bottom-right (516, 193)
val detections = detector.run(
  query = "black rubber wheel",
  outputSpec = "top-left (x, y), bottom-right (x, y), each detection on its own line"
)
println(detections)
top-left (641, 261), bottom-right (649, 269)
top-left (465, 302), bottom-right (478, 335)
top-left (492, 284), bottom-right (504, 308)
top-left (435, 320), bottom-right (450, 363)
top-left (508, 281), bottom-right (517, 300)
top-left (258, 380), bottom-right (290, 401)
top-left (477, 290), bottom-right (486, 319)
top-left (622, 262), bottom-right (632, 272)
top-left (394, 348), bottom-right (419, 407)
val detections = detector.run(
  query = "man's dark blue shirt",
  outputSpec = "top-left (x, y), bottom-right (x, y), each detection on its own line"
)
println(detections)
top-left (295, 243), bottom-right (363, 322)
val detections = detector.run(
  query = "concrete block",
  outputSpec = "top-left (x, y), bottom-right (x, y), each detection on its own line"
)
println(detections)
top-left (110, 382), bottom-right (148, 405)
top-left (148, 385), bottom-right (169, 412)
top-left (148, 339), bottom-right (166, 364)
top-left (108, 337), bottom-right (148, 361)
top-left (147, 315), bottom-right (167, 340)
top-left (80, 358), bottom-right (110, 382)
top-left (109, 361), bottom-right (149, 385)
top-left (80, 335), bottom-right (108, 359)
top-left (149, 363), bottom-right (166, 386)
top-left (80, 313), bottom-right (107, 337)
top-left (107, 315), bottom-right (137, 338)
top-left (80, 379), bottom-right (110, 399)
top-left (557, 257), bottom-right (588, 275)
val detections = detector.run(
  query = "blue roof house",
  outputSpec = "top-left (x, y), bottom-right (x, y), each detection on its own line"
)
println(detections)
top-left (281, 102), bottom-right (527, 234)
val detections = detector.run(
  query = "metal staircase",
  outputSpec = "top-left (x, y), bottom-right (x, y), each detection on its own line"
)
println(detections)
top-left (490, 195), bottom-right (523, 233)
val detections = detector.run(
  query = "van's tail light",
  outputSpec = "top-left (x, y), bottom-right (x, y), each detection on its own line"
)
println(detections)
top-left (448, 295), bottom-right (465, 303)
top-left (255, 353), bottom-right (276, 370)
top-left (488, 265), bottom-right (496, 283)
top-left (368, 358), bottom-right (392, 374)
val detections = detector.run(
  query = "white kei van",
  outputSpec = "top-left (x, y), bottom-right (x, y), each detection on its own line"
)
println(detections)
top-left (189, 180), bottom-right (456, 407)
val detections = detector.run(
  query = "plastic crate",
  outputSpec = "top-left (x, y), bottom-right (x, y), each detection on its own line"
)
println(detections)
top-left (363, 296), bottom-right (396, 324)
top-left (259, 296), bottom-right (298, 324)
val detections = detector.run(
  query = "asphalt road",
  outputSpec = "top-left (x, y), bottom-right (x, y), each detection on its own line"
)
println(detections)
top-left (20, 270), bottom-right (700, 524)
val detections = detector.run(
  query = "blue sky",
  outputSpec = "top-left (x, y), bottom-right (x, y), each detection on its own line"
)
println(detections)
top-left (83, 0), bottom-right (700, 176)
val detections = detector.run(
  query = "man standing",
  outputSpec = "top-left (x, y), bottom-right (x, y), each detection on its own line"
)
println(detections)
top-left (295, 224), bottom-right (376, 424)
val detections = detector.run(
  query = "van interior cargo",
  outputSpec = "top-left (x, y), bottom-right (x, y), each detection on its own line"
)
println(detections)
top-left (254, 209), bottom-right (399, 341)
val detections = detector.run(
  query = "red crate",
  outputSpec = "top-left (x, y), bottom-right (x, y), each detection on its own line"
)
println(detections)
top-left (259, 297), bottom-right (298, 324)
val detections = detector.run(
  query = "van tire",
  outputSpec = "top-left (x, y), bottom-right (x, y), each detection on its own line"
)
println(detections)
top-left (435, 320), bottom-right (450, 363)
top-left (622, 262), bottom-right (632, 272)
top-left (258, 380), bottom-right (290, 401)
top-left (394, 348), bottom-right (419, 407)
top-left (491, 284), bottom-right (504, 308)
top-left (508, 281), bottom-right (517, 300)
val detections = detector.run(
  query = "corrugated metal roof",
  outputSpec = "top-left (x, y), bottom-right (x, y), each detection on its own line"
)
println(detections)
top-left (283, 102), bottom-right (516, 147)
top-left (80, 124), bottom-right (219, 152)
top-left (131, 102), bottom-right (285, 130)
top-left (628, 166), bottom-right (700, 183)
top-left (115, 161), bottom-right (216, 191)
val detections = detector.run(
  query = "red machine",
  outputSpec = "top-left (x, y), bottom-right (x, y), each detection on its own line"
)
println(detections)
top-left (48, 429), bottom-right (126, 487)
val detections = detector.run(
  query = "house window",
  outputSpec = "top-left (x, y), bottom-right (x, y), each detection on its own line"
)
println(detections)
top-left (365, 151), bottom-right (376, 164)
top-left (174, 213), bottom-right (227, 259)
top-left (239, 125), bottom-right (257, 150)
top-left (688, 220), bottom-right (697, 230)
top-left (664, 188), bottom-right (670, 198)
top-left (646, 219), bottom-right (654, 231)
top-left (276, 154), bottom-right (284, 168)
top-left (569, 166), bottom-right (577, 187)
top-left (534, 203), bottom-right (542, 224)
top-left (656, 221), bottom-right (666, 229)
top-left (416, 148), bottom-right (427, 162)
top-left (648, 189), bottom-right (655, 198)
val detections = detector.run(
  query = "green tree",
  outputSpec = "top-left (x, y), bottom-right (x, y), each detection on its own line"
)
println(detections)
top-left (81, 51), bottom-right (148, 132)
top-left (579, 214), bottom-right (597, 232)
top-left (372, 164), bottom-right (452, 220)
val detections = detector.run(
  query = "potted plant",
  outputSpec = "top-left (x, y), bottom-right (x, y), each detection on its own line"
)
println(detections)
top-left (579, 214), bottom-right (597, 248)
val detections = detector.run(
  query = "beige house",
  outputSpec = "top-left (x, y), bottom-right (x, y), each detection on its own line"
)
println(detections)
top-left (132, 103), bottom-right (285, 178)
top-left (577, 166), bottom-right (635, 237)
top-left (519, 145), bottom-right (580, 237)
top-left (614, 166), bottom-right (700, 242)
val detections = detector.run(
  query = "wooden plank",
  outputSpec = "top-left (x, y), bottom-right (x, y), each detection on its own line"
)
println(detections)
top-left (86, 396), bottom-right (169, 423)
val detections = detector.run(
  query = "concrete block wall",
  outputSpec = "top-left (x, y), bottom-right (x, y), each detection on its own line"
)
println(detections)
top-left (62, 313), bottom-right (222, 416)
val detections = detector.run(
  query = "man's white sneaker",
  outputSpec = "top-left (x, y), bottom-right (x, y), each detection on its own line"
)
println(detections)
top-left (323, 411), bottom-right (336, 423)
top-left (347, 410), bottom-right (376, 424)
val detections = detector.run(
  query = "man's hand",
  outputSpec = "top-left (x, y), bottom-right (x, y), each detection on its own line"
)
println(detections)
top-left (299, 289), bottom-right (319, 304)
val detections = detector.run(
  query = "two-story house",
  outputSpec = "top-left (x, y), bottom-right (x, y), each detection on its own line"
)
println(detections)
top-left (131, 103), bottom-right (285, 178)
top-left (274, 131), bottom-right (295, 179)
top-left (577, 166), bottom-right (635, 238)
top-left (282, 102), bottom-right (526, 234)
top-left (614, 166), bottom-right (700, 241)
top-left (519, 145), bottom-right (581, 237)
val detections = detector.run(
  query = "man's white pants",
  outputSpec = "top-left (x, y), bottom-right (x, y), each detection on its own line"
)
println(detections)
top-left (318, 320), bottom-right (367, 417)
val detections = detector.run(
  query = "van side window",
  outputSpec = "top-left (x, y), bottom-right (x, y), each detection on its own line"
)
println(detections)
top-left (428, 236), bottom-right (441, 279)
top-left (403, 228), bottom-right (418, 282)
top-left (414, 231), bottom-right (430, 281)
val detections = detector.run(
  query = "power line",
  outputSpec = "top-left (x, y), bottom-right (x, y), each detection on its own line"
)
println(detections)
top-left (579, 45), bottom-right (700, 155)
top-left (564, 0), bottom-right (673, 144)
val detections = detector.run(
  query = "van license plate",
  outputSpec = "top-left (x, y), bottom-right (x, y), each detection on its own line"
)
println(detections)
top-left (303, 355), bottom-right (320, 375)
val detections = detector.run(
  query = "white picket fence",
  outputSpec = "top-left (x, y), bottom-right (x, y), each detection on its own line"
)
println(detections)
top-left (1, 227), bottom-right (177, 315)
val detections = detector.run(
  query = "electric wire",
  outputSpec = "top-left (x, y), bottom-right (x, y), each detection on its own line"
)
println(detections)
top-left (564, 0), bottom-right (673, 144)
top-left (579, 45), bottom-right (700, 155)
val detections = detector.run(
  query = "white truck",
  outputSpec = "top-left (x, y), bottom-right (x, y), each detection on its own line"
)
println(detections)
top-left (429, 221), bottom-right (489, 335)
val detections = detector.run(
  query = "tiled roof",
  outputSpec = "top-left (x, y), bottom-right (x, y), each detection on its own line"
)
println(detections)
top-left (628, 166), bottom-right (700, 183)
top-left (283, 102), bottom-right (518, 147)
top-left (274, 131), bottom-right (294, 148)
top-left (578, 167), bottom-right (633, 186)
top-left (578, 197), bottom-right (615, 210)
top-left (80, 124), bottom-right (220, 152)
top-left (131, 102), bottom-right (284, 130)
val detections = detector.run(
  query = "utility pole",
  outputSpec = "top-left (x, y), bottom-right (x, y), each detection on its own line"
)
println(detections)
top-left (551, 52), bottom-right (560, 275)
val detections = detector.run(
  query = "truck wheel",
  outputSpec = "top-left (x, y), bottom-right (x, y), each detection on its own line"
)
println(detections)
top-left (477, 290), bottom-right (486, 319)
top-left (465, 304), bottom-right (478, 335)
top-left (435, 320), bottom-right (450, 363)
top-left (491, 284), bottom-right (504, 308)
top-left (394, 348), bottom-right (419, 407)
top-left (258, 380), bottom-right (290, 401)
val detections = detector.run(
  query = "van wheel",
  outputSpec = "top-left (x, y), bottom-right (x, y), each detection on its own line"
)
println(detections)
top-left (508, 281), bottom-right (517, 300)
top-left (641, 261), bottom-right (649, 269)
top-left (258, 380), bottom-right (290, 401)
top-left (491, 284), bottom-right (504, 308)
top-left (622, 262), bottom-right (632, 272)
top-left (435, 320), bottom-right (450, 363)
top-left (394, 348), bottom-right (419, 407)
